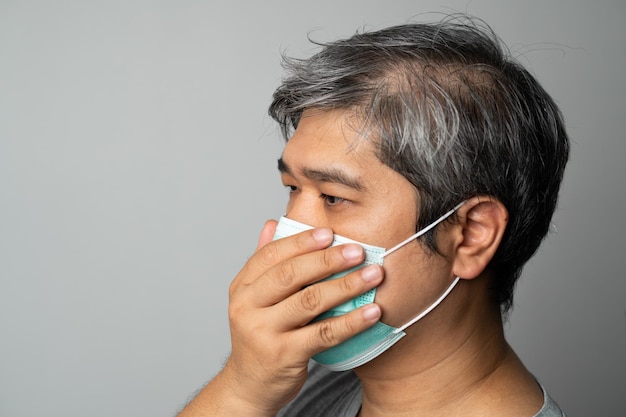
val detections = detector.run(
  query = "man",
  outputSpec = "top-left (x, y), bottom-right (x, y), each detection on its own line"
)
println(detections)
top-left (178, 16), bottom-right (568, 416)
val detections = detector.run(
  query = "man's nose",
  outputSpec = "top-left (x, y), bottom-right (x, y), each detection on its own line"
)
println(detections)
top-left (285, 196), bottom-right (329, 228)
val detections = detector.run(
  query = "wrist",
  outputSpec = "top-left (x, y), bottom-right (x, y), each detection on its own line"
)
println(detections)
top-left (178, 364), bottom-right (280, 417)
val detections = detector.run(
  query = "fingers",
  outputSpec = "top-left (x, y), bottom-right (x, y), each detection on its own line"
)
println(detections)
top-left (298, 302), bottom-right (382, 358)
top-left (237, 224), bottom-right (383, 326)
top-left (236, 226), bottom-right (336, 287)
top-left (274, 264), bottom-right (384, 330)
top-left (250, 242), bottom-right (368, 307)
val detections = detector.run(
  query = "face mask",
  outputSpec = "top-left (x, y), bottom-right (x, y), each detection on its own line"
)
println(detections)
top-left (272, 202), bottom-right (463, 371)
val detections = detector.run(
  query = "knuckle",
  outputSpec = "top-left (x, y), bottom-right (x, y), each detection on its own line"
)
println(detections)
top-left (318, 247), bottom-right (336, 270)
top-left (294, 231), bottom-right (311, 248)
top-left (228, 277), bottom-right (241, 298)
top-left (311, 314), bottom-right (361, 350)
top-left (228, 301), bottom-right (244, 323)
top-left (317, 320), bottom-right (336, 346)
top-left (339, 271), bottom-right (357, 294)
top-left (260, 242), bottom-right (281, 266)
top-left (299, 285), bottom-right (321, 312)
top-left (275, 261), bottom-right (297, 288)
top-left (340, 313), bottom-right (358, 335)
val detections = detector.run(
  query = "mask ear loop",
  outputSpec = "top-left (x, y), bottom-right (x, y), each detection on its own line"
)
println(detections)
top-left (378, 201), bottom-right (465, 334)
top-left (380, 201), bottom-right (465, 258)
top-left (394, 277), bottom-right (460, 333)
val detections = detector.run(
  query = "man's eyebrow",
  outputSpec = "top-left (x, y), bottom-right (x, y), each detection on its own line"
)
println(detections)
top-left (277, 157), bottom-right (292, 175)
top-left (277, 157), bottom-right (365, 191)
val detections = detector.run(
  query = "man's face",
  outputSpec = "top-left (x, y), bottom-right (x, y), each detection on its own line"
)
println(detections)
top-left (278, 109), bottom-right (454, 328)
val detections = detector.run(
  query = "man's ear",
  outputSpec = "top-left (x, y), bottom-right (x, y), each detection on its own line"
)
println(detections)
top-left (448, 197), bottom-right (508, 280)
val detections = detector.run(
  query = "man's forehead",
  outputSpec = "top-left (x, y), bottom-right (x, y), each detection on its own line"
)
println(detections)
top-left (279, 109), bottom-right (390, 186)
top-left (284, 111), bottom-right (375, 159)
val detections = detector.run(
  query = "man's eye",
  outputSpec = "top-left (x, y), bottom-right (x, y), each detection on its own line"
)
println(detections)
top-left (321, 193), bottom-right (345, 206)
top-left (286, 185), bottom-right (298, 193)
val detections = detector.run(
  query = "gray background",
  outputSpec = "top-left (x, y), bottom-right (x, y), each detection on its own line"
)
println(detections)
top-left (1, 1), bottom-right (624, 416)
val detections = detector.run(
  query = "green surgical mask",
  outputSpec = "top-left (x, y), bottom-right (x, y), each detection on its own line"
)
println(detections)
top-left (273, 203), bottom-right (463, 371)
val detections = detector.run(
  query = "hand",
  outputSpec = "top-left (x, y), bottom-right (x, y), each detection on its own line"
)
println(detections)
top-left (221, 220), bottom-right (384, 415)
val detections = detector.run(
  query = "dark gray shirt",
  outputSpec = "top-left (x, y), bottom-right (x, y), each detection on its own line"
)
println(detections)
top-left (277, 362), bottom-right (566, 416)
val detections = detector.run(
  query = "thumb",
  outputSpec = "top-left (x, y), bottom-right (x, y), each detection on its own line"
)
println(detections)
top-left (256, 219), bottom-right (278, 250)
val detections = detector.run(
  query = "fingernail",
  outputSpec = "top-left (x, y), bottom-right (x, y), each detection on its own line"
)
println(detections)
top-left (362, 304), bottom-right (381, 321)
top-left (361, 265), bottom-right (381, 282)
top-left (313, 228), bottom-right (333, 244)
top-left (342, 244), bottom-right (363, 261)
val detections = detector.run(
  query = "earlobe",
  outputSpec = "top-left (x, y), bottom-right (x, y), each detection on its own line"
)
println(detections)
top-left (451, 197), bottom-right (508, 279)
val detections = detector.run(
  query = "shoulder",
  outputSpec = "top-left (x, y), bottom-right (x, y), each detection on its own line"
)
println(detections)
top-left (276, 361), bottom-right (362, 417)
top-left (534, 383), bottom-right (567, 417)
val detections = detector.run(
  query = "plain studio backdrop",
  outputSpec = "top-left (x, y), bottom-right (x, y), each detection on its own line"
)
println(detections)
top-left (1, 1), bottom-right (624, 416)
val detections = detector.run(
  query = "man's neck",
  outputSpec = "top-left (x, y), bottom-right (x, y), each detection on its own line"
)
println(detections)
top-left (354, 282), bottom-right (543, 417)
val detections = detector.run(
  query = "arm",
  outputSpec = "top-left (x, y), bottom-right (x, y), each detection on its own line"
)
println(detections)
top-left (177, 220), bottom-right (383, 416)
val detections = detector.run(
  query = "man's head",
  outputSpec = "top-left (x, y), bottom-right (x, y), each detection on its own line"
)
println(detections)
top-left (269, 17), bottom-right (569, 313)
